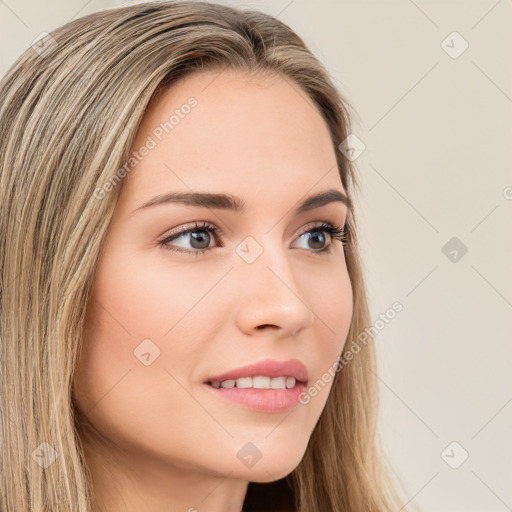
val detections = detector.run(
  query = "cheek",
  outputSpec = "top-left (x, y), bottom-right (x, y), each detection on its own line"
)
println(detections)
top-left (329, 267), bottom-right (353, 351)
top-left (309, 260), bottom-right (353, 355)
top-left (72, 258), bottom-right (193, 403)
top-left (299, 262), bottom-right (353, 409)
top-left (93, 250), bottom-right (228, 339)
top-left (71, 255), bottom-right (227, 447)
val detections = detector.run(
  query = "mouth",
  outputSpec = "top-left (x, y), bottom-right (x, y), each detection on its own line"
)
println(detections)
top-left (205, 375), bottom-right (305, 390)
top-left (202, 358), bottom-right (309, 412)
top-left (202, 380), bottom-right (307, 414)
top-left (203, 358), bottom-right (308, 389)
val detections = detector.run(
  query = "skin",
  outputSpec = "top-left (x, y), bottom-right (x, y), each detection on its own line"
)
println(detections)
top-left (72, 69), bottom-right (353, 512)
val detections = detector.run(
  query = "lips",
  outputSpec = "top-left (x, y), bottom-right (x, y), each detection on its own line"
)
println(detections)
top-left (204, 358), bottom-right (308, 385)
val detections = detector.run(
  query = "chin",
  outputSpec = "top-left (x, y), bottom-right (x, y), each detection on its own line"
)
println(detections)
top-left (241, 463), bottom-right (299, 484)
top-left (233, 445), bottom-right (307, 483)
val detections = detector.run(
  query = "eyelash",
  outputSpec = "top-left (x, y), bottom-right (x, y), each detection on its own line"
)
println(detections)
top-left (157, 221), bottom-right (348, 257)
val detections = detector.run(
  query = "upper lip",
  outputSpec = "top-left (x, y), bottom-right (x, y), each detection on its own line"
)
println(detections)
top-left (205, 358), bottom-right (308, 384)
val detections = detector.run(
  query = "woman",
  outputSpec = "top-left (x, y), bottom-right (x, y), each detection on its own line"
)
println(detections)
top-left (0, 1), bottom-right (413, 510)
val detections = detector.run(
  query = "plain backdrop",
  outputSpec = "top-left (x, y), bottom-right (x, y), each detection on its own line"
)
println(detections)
top-left (1, 1), bottom-right (511, 511)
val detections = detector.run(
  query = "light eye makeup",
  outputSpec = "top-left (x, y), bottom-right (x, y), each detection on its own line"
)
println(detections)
top-left (156, 220), bottom-right (348, 257)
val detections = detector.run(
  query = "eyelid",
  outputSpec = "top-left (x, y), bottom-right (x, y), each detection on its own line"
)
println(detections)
top-left (157, 219), bottom-right (347, 254)
top-left (159, 220), bottom-right (215, 240)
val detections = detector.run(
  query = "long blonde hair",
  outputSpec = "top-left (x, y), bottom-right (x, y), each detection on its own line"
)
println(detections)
top-left (0, 2), bottom-right (413, 510)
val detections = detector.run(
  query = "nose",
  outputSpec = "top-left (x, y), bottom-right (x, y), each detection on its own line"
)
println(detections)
top-left (233, 236), bottom-right (315, 338)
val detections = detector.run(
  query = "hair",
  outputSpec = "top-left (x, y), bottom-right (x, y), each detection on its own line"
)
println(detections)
top-left (0, 1), bottom-right (415, 511)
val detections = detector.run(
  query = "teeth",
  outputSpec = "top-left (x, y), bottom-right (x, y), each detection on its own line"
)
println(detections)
top-left (236, 377), bottom-right (253, 388)
top-left (219, 379), bottom-right (235, 388)
top-left (286, 377), bottom-right (296, 388)
top-left (211, 376), bottom-right (297, 389)
top-left (253, 376), bottom-right (271, 388)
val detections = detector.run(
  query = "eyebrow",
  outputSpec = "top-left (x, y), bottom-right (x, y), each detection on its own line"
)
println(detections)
top-left (132, 188), bottom-right (352, 216)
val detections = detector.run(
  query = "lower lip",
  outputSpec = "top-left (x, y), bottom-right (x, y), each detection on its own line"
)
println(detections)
top-left (203, 382), bottom-right (307, 413)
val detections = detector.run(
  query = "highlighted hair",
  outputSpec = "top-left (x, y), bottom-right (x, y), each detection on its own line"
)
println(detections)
top-left (0, 2), bottom-right (413, 510)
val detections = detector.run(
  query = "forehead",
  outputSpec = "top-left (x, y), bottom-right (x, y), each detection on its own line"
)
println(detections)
top-left (121, 69), bottom-right (344, 206)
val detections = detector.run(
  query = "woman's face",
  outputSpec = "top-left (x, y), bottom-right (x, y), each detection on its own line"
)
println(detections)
top-left (73, 69), bottom-right (353, 488)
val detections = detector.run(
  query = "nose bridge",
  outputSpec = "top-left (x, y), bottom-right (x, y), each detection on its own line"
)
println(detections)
top-left (233, 232), bottom-right (314, 333)
top-left (238, 231), bottom-right (295, 290)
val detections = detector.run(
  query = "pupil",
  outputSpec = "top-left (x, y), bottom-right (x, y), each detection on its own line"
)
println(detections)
top-left (191, 231), bottom-right (210, 249)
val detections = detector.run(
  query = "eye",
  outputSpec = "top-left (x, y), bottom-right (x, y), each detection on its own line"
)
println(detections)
top-left (157, 221), bottom-right (347, 256)
top-left (158, 221), bottom-right (222, 256)
top-left (291, 222), bottom-right (348, 255)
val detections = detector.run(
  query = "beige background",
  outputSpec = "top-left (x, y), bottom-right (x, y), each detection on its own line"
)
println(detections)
top-left (1, 1), bottom-right (511, 510)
